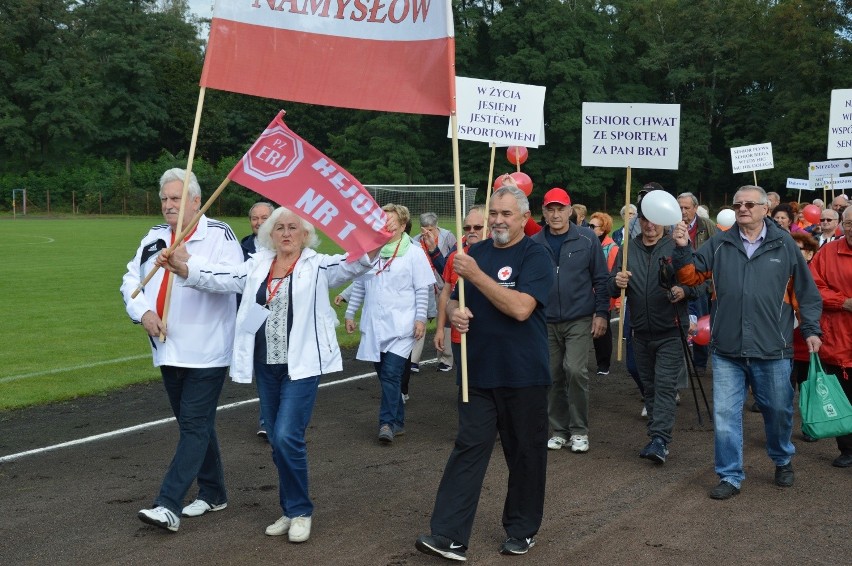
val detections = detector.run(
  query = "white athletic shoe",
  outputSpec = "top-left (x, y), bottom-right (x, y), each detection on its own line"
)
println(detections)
top-left (181, 499), bottom-right (227, 517)
top-left (288, 516), bottom-right (312, 543)
top-left (265, 515), bottom-right (292, 536)
top-left (641, 405), bottom-right (648, 418)
top-left (138, 506), bottom-right (180, 532)
top-left (547, 436), bottom-right (568, 450)
top-left (570, 435), bottom-right (589, 453)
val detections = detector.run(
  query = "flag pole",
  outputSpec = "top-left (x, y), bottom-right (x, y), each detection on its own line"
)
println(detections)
top-left (753, 170), bottom-right (757, 186)
top-left (515, 146), bottom-right (520, 172)
top-left (616, 166), bottom-right (631, 361)
top-left (157, 86), bottom-right (208, 341)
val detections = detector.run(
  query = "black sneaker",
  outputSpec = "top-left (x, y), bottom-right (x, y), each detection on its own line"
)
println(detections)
top-left (596, 367), bottom-right (610, 375)
top-left (499, 537), bottom-right (535, 555)
top-left (437, 363), bottom-right (452, 372)
top-left (639, 437), bottom-right (669, 464)
top-left (415, 534), bottom-right (467, 561)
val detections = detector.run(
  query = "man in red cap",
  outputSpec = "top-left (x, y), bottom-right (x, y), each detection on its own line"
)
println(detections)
top-left (531, 187), bottom-right (610, 454)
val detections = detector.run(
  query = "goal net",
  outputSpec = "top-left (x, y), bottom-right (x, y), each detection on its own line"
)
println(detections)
top-left (364, 184), bottom-right (478, 224)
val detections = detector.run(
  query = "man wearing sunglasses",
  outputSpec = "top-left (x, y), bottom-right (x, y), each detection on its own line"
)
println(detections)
top-left (816, 209), bottom-right (839, 248)
top-left (671, 185), bottom-right (823, 500)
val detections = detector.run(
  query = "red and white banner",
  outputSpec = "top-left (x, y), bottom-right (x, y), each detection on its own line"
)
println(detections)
top-left (201, 0), bottom-right (455, 116)
top-left (228, 111), bottom-right (392, 259)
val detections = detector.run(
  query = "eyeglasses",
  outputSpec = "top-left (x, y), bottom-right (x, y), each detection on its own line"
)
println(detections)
top-left (732, 201), bottom-right (766, 210)
top-left (588, 223), bottom-right (602, 229)
top-left (463, 224), bottom-right (484, 232)
top-left (820, 218), bottom-right (835, 222)
top-left (842, 221), bottom-right (852, 229)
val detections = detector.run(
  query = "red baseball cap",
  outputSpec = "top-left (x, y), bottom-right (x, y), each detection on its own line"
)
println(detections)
top-left (543, 188), bottom-right (571, 207)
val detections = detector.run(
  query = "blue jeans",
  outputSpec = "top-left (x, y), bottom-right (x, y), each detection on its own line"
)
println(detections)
top-left (156, 366), bottom-right (228, 515)
top-left (255, 362), bottom-right (319, 518)
top-left (711, 354), bottom-right (795, 488)
top-left (374, 351), bottom-right (406, 431)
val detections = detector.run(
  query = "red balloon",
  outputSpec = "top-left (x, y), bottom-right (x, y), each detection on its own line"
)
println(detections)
top-left (693, 315), bottom-right (711, 346)
top-left (506, 146), bottom-right (528, 166)
top-left (802, 204), bottom-right (821, 225)
top-left (493, 173), bottom-right (513, 190)
top-left (509, 172), bottom-right (533, 196)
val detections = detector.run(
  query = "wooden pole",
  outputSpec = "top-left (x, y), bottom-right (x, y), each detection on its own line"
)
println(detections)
top-left (797, 188), bottom-right (802, 205)
top-left (616, 166), bottom-right (632, 361)
top-left (155, 87), bottom-right (206, 341)
top-left (131, 177), bottom-right (232, 299)
top-left (515, 146), bottom-right (520, 173)
top-left (752, 170), bottom-right (758, 186)
top-left (449, 112), bottom-right (469, 403)
top-left (484, 143), bottom-right (496, 241)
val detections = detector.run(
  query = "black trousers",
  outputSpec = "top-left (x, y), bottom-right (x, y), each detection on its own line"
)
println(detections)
top-left (822, 363), bottom-right (852, 455)
top-left (592, 314), bottom-right (613, 371)
top-left (429, 385), bottom-right (548, 547)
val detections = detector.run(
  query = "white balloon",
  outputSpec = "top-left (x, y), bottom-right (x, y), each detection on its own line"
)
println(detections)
top-left (717, 208), bottom-right (736, 228)
top-left (640, 190), bottom-right (682, 226)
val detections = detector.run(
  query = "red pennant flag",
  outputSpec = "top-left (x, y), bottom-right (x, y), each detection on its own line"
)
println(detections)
top-left (201, 1), bottom-right (455, 116)
top-left (228, 111), bottom-right (392, 259)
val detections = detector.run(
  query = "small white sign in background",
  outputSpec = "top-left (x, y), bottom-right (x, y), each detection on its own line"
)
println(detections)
top-left (730, 143), bottom-right (773, 174)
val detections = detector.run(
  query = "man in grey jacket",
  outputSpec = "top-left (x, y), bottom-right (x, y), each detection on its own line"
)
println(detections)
top-left (531, 188), bottom-right (609, 454)
top-left (672, 185), bottom-right (822, 500)
top-left (610, 192), bottom-right (699, 464)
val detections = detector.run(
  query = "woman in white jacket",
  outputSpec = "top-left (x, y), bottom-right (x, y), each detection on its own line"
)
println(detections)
top-left (160, 207), bottom-right (385, 543)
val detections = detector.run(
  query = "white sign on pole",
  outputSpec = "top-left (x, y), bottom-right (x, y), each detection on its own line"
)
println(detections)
top-left (452, 77), bottom-right (546, 147)
top-left (581, 102), bottom-right (680, 169)
top-left (730, 143), bottom-right (773, 174)
top-left (786, 178), bottom-right (812, 191)
top-left (817, 176), bottom-right (852, 191)
top-left (808, 159), bottom-right (852, 190)
top-left (827, 89), bottom-right (852, 159)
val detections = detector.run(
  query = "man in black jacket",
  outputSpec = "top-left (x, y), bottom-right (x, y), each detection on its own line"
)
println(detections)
top-left (530, 188), bottom-right (609, 454)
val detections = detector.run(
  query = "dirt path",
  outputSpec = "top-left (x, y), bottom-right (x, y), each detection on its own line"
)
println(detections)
top-left (0, 346), bottom-right (848, 565)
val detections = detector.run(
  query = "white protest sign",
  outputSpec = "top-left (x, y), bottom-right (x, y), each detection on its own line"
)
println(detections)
top-left (730, 143), bottom-right (773, 174)
top-left (581, 102), bottom-right (680, 169)
top-left (808, 159), bottom-right (852, 190)
top-left (819, 177), bottom-right (852, 191)
top-left (786, 178), bottom-right (811, 190)
top-left (827, 89), bottom-right (852, 159)
top-left (452, 77), bottom-right (546, 147)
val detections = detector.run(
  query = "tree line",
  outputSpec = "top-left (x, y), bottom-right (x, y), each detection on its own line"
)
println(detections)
top-left (1, 0), bottom-right (850, 216)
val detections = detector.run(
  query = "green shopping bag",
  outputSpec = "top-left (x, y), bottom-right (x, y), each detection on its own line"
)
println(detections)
top-left (799, 353), bottom-right (852, 439)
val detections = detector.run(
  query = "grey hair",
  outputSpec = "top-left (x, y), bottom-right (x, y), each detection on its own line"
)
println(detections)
top-left (734, 185), bottom-right (768, 204)
top-left (491, 186), bottom-right (530, 215)
top-left (467, 204), bottom-right (485, 216)
top-left (822, 209), bottom-right (839, 221)
top-left (159, 168), bottom-right (201, 200)
top-left (257, 207), bottom-right (320, 251)
top-left (620, 203), bottom-right (637, 218)
top-left (419, 212), bottom-right (438, 227)
top-left (677, 192), bottom-right (699, 207)
top-left (249, 202), bottom-right (274, 217)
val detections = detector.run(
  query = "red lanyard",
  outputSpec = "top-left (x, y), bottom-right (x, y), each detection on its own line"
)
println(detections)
top-left (375, 238), bottom-right (402, 275)
top-left (266, 254), bottom-right (299, 305)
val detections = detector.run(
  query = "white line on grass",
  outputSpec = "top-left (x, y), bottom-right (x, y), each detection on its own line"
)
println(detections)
top-left (0, 359), bottom-right (438, 463)
top-left (0, 355), bottom-right (152, 384)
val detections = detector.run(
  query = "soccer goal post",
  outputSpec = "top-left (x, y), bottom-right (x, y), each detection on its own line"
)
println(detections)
top-left (364, 184), bottom-right (478, 225)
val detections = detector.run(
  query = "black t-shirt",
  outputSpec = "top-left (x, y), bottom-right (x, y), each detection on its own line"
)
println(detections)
top-left (452, 237), bottom-right (553, 388)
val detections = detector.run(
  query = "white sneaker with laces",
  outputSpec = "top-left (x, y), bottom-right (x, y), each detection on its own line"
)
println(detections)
top-left (265, 515), bottom-right (291, 536)
top-left (547, 436), bottom-right (568, 450)
top-left (181, 499), bottom-right (227, 517)
top-left (288, 516), bottom-right (312, 543)
top-left (570, 434), bottom-right (589, 453)
top-left (138, 506), bottom-right (180, 532)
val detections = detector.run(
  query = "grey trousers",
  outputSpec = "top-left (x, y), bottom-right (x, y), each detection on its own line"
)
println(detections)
top-left (547, 317), bottom-right (592, 438)
top-left (633, 335), bottom-right (687, 444)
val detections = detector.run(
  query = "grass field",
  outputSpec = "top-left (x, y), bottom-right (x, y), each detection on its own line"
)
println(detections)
top-left (0, 215), bottom-right (371, 411)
